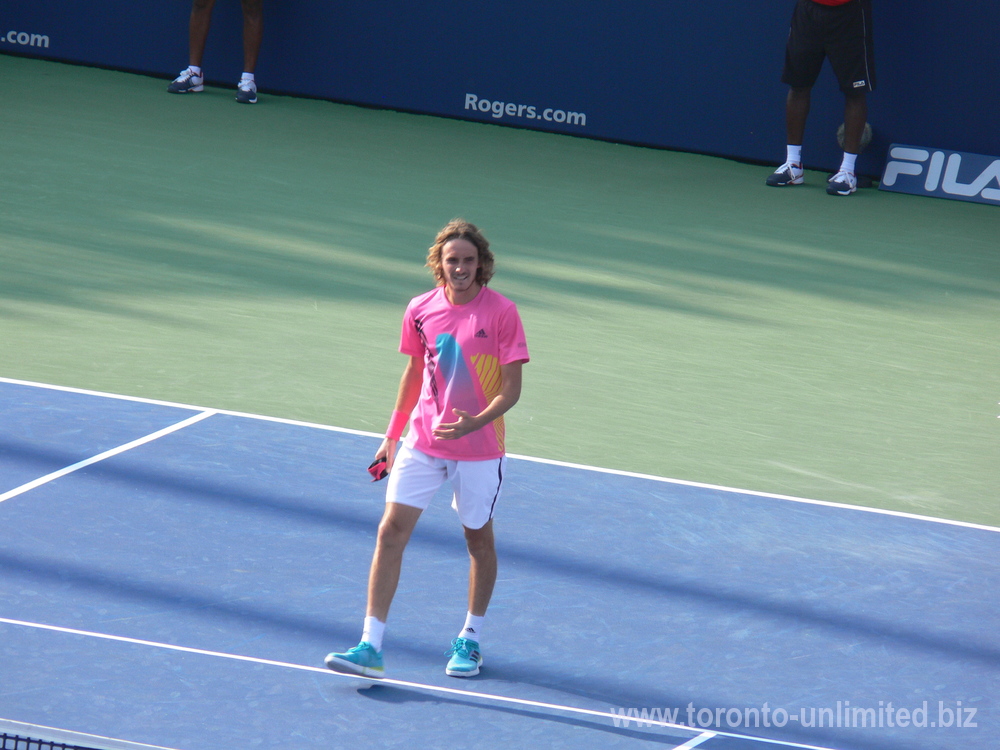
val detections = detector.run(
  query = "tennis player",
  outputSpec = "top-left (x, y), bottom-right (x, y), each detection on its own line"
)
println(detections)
top-left (326, 219), bottom-right (529, 678)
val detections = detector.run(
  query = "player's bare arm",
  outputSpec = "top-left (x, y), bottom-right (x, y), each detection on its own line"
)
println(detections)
top-left (433, 360), bottom-right (524, 441)
top-left (375, 355), bottom-right (424, 470)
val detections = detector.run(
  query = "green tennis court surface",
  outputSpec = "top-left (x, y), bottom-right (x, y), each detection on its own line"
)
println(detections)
top-left (1, 52), bottom-right (998, 531)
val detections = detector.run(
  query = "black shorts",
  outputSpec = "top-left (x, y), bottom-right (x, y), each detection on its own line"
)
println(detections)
top-left (782, 0), bottom-right (876, 94)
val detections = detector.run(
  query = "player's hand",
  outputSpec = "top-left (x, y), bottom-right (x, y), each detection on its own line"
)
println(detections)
top-left (368, 438), bottom-right (399, 481)
top-left (432, 409), bottom-right (480, 440)
top-left (374, 438), bottom-right (397, 473)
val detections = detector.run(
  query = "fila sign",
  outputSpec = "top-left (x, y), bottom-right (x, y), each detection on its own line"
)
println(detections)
top-left (880, 145), bottom-right (1000, 206)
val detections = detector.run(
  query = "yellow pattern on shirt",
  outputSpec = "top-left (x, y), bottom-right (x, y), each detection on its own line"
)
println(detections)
top-left (471, 353), bottom-right (504, 452)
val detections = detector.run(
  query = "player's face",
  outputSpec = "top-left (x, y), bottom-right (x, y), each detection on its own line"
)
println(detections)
top-left (441, 238), bottom-right (481, 303)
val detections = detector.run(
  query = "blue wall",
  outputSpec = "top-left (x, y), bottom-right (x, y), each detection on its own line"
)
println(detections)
top-left (3, 1), bottom-right (997, 174)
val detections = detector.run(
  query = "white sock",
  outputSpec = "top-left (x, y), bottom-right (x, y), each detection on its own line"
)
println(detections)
top-left (189, 66), bottom-right (202, 76)
top-left (786, 145), bottom-right (802, 166)
top-left (241, 72), bottom-right (255, 83)
top-left (459, 612), bottom-right (485, 644)
top-left (839, 152), bottom-right (858, 174)
top-left (362, 616), bottom-right (385, 652)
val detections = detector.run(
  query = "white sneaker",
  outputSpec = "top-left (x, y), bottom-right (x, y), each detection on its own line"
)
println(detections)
top-left (236, 78), bottom-right (258, 104)
top-left (766, 161), bottom-right (804, 187)
top-left (827, 170), bottom-right (858, 196)
top-left (167, 68), bottom-right (204, 94)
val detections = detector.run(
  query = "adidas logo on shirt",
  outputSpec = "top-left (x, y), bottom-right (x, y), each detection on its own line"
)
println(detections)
top-left (475, 329), bottom-right (488, 338)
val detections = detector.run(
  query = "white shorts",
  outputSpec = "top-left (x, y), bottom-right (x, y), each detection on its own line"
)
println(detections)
top-left (386, 444), bottom-right (505, 530)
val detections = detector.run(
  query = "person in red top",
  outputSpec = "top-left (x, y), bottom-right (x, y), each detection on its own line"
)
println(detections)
top-left (766, 0), bottom-right (876, 196)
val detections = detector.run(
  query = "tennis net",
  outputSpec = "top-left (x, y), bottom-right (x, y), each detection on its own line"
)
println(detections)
top-left (0, 723), bottom-right (173, 750)
top-left (2, 733), bottom-right (104, 750)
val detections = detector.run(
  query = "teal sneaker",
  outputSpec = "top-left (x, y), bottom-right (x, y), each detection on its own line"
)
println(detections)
top-left (445, 637), bottom-right (483, 677)
top-left (325, 641), bottom-right (384, 677)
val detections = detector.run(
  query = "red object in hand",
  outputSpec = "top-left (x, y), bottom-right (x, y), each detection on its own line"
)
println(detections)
top-left (368, 458), bottom-right (388, 482)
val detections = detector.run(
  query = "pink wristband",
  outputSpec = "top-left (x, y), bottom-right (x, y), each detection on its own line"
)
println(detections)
top-left (386, 409), bottom-right (408, 441)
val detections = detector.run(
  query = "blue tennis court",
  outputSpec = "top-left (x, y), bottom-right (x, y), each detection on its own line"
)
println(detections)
top-left (1, 377), bottom-right (996, 750)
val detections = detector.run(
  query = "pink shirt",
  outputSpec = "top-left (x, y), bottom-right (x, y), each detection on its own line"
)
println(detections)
top-left (400, 286), bottom-right (529, 461)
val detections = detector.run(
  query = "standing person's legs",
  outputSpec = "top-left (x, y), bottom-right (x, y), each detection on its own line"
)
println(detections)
top-left (239, 0), bottom-right (263, 73)
top-left (767, 0), bottom-right (824, 185)
top-left (445, 457), bottom-right (503, 677)
top-left (443, 516), bottom-right (496, 677)
top-left (827, 90), bottom-right (866, 194)
top-left (827, 0), bottom-right (874, 193)
top-left (829, 0), bottom-right (875, 155)
top-left (826, 91), bottom-right (868, 195)
top-left (235, 0), bottom-right (263, 102)
top-left (326, 445), bottom-right (444, 676)
top-left (365, 446), bottom-right (445, 629)
top-left (840, 91), bottom-right (867, 154)
top-left (464, 519), bottom-right (497, 618)
top-left (366, 502), bottom-right (423, 622)
top-left (450, 458), bottom-right (503, 622)
top-left (188, 0), bottom-right (216, 68)
top-left (785, 86), bottom-right (811, 147)
top-left (168, 0), bottom-right (213, 92)
top-left (766, 85), bottom-right (811, 185)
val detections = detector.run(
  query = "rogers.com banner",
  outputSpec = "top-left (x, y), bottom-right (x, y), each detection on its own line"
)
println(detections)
top-left (464, 93), bottom-right (587, 128)
top-left (0, 27), bottom-right (51, 50)
top-left (880, 145), bottom-right (1000, 207)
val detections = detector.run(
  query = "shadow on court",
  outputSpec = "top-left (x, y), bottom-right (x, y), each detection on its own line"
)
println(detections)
top-left (1, 381), bottom-right (997, 749)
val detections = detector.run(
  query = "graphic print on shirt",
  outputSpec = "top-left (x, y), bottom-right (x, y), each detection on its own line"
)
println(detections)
top-left (413, 317), bottom-right (438, 403)
top-left (434, 333), bottom-right (482, 419)
top-left (471, 353), bottom-right (505, 451)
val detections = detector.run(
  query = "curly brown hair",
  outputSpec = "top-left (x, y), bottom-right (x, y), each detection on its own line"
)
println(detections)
top-left (426, 219), bottom-right (495, 287)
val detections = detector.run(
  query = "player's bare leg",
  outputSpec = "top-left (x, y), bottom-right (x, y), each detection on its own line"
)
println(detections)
top-left (445, 520), bottom-right (495, 677)
top-left (326, 502), bottom-right (421, 677)
top-left (366, 502), bottom-right (423, 622)
top-left (465, 519), bottom-right (497, 617)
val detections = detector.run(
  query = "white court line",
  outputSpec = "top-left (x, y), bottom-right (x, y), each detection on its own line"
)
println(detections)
top-left (0, 409), bottom-right (216, 504)
top-left (0, 617), bottom-right (841, 750)
top-left (671, 733), bottom-right (718, 750)
top-left (505, 453), bottom-right (1000, 534)
top-left (1, 375), bottom-right (998, 534)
